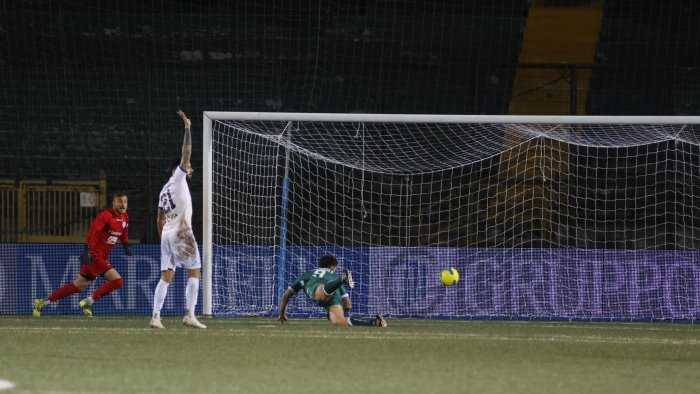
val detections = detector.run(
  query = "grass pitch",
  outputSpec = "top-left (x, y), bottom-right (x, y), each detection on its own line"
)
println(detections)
top-left (0, 317), bottom-right (698, 393)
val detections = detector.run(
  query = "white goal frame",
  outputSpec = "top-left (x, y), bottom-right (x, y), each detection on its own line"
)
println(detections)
top-left (201, 112), bottom-right (700, 316)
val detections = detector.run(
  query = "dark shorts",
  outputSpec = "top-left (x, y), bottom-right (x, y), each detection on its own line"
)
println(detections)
top-left (79, 255), bottom-right (114, 280)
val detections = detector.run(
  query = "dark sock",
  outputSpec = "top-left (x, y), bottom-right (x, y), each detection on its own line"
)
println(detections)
top-left (349, 315), bottom-right (376, 326)
top-left (323, 275), bottom-right (345, 294)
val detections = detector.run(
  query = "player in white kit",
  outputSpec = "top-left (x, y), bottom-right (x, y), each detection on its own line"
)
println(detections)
top-left (150, 109), bottom-right (206, 329)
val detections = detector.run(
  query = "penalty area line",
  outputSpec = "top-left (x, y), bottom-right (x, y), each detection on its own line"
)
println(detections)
top-left (0, 379), bottom-right (15, 390)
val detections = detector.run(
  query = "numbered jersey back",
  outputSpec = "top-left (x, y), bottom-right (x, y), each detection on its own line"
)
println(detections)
top-left (159, 166), bottom-right (193, 234)
top-left (290, 268), bottom-right (346, 300)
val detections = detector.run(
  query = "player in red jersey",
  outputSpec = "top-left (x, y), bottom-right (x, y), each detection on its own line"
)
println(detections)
top-left (32, 191), bottom-right (133, 317)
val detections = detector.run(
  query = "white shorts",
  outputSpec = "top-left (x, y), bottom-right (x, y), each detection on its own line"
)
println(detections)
top-left (160, 229), bottom-right (201, 272)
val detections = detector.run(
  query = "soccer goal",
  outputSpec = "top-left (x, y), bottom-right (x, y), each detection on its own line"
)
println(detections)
top-left (203, 112), bottom-right (700, 322)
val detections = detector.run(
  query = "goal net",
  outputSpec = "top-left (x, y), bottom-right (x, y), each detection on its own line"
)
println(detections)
top-left (203, 113), bottom-right (700, 321)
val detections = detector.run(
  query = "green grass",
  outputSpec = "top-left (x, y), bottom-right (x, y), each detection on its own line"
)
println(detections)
top-left (0, 317), bottom-right (699, 393)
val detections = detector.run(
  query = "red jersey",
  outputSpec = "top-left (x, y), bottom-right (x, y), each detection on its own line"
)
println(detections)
top-left (85, 208), bottom-right (129, 260)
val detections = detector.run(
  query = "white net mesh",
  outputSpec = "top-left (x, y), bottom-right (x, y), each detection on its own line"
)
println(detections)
top-left (208, 116), bottom-right (700, 320)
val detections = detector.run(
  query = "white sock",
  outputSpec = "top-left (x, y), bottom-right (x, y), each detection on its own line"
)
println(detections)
top-left (153, 279), bottom-right (170, 319)
top-left (346, 317), bottom-right (353, 326)
top-left (86, 297), bottom-right (94, 304)
top-left (185, 277), bottom-right (199, 317)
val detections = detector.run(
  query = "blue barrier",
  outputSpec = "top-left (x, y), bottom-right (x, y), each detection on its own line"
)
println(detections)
top-left (365, 248), bottom-right (700, 321)
top-left (0, 244), bottom-right (201, 316)
top-left (215, 246), bottom-right (700, 321)
top-left (3, 244), bottom-right (700, 321)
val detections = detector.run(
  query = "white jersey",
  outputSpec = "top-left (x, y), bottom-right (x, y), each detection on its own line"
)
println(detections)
top-left (159, 166), bottom-right (193, 235)
top-left (159, 166), bottom-right (199, 269)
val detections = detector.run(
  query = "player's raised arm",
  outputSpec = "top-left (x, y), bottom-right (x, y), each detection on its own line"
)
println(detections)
top-left (156, 207), bottom-right (166, 238)
top-left (278, 288), bottom-right (294, 323)
top-left (177, 109), bottom-right (192, 169)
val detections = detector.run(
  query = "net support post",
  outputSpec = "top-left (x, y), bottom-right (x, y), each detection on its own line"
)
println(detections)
top-left (276, 121), bottom-right (293, 312)
top-left (202, 112), bottom-right (213, 316)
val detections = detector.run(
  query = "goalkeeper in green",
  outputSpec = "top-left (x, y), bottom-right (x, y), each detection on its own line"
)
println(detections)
top-left (278, 255), bottom-right (387, 327)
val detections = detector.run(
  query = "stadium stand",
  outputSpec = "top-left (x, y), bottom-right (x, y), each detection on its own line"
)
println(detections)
top-left (587, 0), bottom-right (700, 115)
top-left (0, 1), bottom-right (530, 242)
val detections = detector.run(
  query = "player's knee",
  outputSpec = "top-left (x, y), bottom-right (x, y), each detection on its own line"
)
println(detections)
top-left (74, 277), bottom-right (91, 290)
top-left (187, 268), bottom-right (201, 279)
top-left (329, 317), bottom-right (348, 326)
top-left (161, 270), bottom-right (175, 283)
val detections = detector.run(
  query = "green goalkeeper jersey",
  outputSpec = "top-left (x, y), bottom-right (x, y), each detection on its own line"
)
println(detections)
top-left (290, 268), bottom-right (348, 308)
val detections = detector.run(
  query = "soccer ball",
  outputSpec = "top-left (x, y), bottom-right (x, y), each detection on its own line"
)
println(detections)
top-left (440, 267), bottom-right (459, 286)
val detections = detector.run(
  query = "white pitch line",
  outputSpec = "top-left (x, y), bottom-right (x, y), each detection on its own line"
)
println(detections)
top-left (378, 320), bottom-right (700, 333)
top-left (0, 379), bottom-right (15, 390)
top-left (2, 326), bottom-right (700, 346)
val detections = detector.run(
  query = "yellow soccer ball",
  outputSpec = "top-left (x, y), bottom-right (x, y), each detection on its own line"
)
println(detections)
top-left (440, 267), bottom-right (459, 286)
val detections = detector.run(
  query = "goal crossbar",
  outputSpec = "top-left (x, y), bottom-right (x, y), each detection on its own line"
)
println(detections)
top-left (204, 112), bottom-right (700, 125)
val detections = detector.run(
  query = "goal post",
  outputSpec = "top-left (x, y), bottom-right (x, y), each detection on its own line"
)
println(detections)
top-left (203, 112), bottom-right (700, 321)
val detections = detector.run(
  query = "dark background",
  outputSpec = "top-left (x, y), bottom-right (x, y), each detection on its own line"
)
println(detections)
top-left (1, 0), bottom-right (698, 243)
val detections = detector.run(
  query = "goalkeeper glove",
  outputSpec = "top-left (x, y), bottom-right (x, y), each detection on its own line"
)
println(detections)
top-left (123, 243), bottom-right (133, 256)
top-left (80, 245), bottom-right (93, 264)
